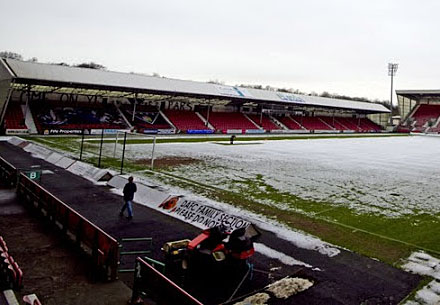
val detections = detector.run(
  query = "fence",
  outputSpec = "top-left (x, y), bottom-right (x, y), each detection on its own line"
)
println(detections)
top-left (0, 236), bottom-right (23, 290)
top-left (0, 156), bottom-right (17, 187)
top-left (16, 173), bottom-right (119, 281)
top-left (131, 257), bottom-right (203, 305)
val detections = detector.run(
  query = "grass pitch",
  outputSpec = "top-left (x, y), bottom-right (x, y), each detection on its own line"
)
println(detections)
top-left (24, 133), bottom-right (440, 266)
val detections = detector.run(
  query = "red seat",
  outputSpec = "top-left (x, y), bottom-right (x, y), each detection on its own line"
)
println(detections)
top-left (247, 114), bottom-right (279, 130)
top-left (164, 110), bottom-right (210, 132)
top-left (279, 117), bottom-right (303, 130)
top-left (203, 111), bottom-right (258, 132)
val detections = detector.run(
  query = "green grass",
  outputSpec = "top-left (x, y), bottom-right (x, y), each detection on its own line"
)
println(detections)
top-left (21, 133), bottom-right (440, 267)
top-left (23, 132), bottom-right (408, 146)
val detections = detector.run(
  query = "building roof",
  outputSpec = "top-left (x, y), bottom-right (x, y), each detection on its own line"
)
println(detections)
top-left (1, 58), bottom-right (389, 113)
top-left (396, 89), bottom-right (440, 100)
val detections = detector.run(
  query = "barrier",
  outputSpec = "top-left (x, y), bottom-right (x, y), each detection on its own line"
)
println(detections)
top-left (118, 238), bottom-right (152, 273)
top-left (0, 156), bottom-right (17, 187)
top-left (131, 257), bottom-right (203, 305)
top-left (0, 236), bottom-right (23, 290)
top-left (16, 174), bottom-right (119, 281)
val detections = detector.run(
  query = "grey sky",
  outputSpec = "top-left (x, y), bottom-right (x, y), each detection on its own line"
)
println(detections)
top-left (1, 0), bottom-right (439, 102)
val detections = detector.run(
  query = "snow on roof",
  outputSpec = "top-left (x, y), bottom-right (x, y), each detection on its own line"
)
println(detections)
top-left (2, 58), bottom-right (389, 113)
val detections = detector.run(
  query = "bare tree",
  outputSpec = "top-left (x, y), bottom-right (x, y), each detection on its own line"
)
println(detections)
top-left (74, 62), bottom-right (106, 70)
top-left (0, 51), bottom-right (23, 60)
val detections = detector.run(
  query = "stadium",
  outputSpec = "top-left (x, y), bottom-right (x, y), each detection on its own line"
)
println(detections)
top-left (397, 90), bottom-right (440, 133)
top-left (0, 58), bottom-right (389, 136)
top-left (1, 58), bottom-right (440, 305)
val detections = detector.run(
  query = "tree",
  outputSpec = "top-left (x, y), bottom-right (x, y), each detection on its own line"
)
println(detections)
top-left (207, 79), bottom-right (225, 85)
top-left (74, 62), bottom-right (106, 70)
top-left (0, 51), bottom-right (23, 60)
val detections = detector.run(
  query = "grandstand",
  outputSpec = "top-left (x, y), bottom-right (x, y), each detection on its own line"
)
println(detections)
top-left (247, 113), bottom-right (280, 131)
top-left (163, 109), bottom-right (212, 133)
top-left (278, 116), bottom-right (304, 130)
top-left (293, 116), bottom-right (333, 131)
top-left (0, 58), bottom-right (390, 135)
top-left (32, 101), bottom-right (127, 134)
top-left (317, 116), bottom-right (349, 131)
top-left (200, 111), bottom-right (260, 133)
top-left (396, 90), bottom-right (440, 133)
top-left (121, 105), bottom-right (172, 133)
top-left (2, 103), bottom-right (28, 132)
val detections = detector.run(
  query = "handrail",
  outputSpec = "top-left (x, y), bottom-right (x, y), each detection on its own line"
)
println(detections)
top-left (132, 257), bottom-right (204, 305)
top-left (16, 173), bottom-right (119, 281)
top-left (0, 155), bottom-right (17, 187)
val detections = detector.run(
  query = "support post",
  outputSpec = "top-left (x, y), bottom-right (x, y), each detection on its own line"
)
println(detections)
top-left (79, 129), bottom-right (85, 161)
top-left (98, 128), bottom-right (104, 168)
top-left (206, 106), bottom-right (210, 126)
top-left (132, 95), bottom-right (137, 122)
top-left (390, 74), bottom-right (394, 127)
top-left (24, 85), bottom-right (31, 125)
top-left (120, 132), bottom-right (127, 174)
top-left (113, 131), bottom-right (119, 158)
top-left (150, 136), bottom-right (156, 170)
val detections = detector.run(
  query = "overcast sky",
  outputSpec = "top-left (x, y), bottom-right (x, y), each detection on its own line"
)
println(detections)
top-left (1, 0), bottom-right (439, 102)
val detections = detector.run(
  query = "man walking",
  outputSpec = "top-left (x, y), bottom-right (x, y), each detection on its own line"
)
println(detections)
top-left (120, 176), bottom-right (137, 220)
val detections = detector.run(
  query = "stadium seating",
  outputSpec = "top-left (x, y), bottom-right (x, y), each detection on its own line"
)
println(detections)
top-left (32, 102), bottom-right (126, 133)
top-left (247, 114), bottom-right (280, 131)
top-left (278, 116), bottom-right (303, 130)
top-left (318, 116), bottom-right (349, 131)
top-left (358, 118), bottom-right (382, 132)
top-left (411, 104), bottom-right (440, 132)
top-left (122, 106), bottom-right (171, 132)
top-left (0, 236), bottom-right (23, 290)
top-left (163, 110), bottom-right (211, 132)
top-left (202, 111), bottom-right (259, 133)
top-left (335, 117), bottom-right (362, 131)
top-left (293, 116), bottom-right (333, 131)
top-left (3, 104), bottom-right (27, 130)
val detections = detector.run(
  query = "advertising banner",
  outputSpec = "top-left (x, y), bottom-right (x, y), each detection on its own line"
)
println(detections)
top-left (107, 175), bottom-right (250, 231)
top-left (226, 129), bottom-right (243, 134)
top-left (186, 129), bottom-right (214, 134)
top-left (5, 129), bottom-right (29, 135)
top-left (47, 129), bottom-right (84, 135)
top-left (157, 129), bottom-right (176, 135)
top-left (276, 93), bottom-right (306, 103)
top-left (157, 196), bottom-right (250, 231)
top-left (143, 129), bottom-right (158, 134)
top-left (245, 129), bottom-right (265, 134)
top-left (216, 85), bottom-right (253, 98)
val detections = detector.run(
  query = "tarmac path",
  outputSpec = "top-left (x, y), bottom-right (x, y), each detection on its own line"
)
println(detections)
top-left (0, 141), bottom-right (421, 305)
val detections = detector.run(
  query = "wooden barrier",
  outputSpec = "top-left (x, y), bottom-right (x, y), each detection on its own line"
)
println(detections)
top-left (0, 156), bottom-right (17, 187)
top-left (131, 257), bottom-right (204, 305)
top-left (16, 173), bottom-right (119, 281)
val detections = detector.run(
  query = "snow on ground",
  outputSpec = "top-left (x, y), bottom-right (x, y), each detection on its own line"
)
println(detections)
top-left (403, 252), bottom-right (440, 305)
top-left (254, 243), bottom-right (312, 268)
top-left (115, 136), bottom-right (440, 217)
top-left (404, 280), bottom-right (440, 305)
top-left (403, 252), bottom-right (440, 280)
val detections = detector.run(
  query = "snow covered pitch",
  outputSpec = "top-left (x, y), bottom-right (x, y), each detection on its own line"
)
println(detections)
top-left (125, 135), bottom-right (440, 218)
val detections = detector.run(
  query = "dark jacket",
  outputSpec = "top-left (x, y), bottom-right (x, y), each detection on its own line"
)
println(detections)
top-left (123, 182), bottom-right (137, 201)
